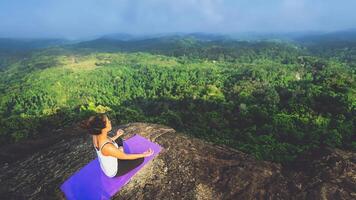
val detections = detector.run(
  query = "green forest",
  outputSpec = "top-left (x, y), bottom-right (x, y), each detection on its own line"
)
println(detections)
top-left (0, 35), bottom-right (355, 164)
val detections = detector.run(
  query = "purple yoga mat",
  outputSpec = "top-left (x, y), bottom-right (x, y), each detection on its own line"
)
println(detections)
top-left (60, 134), bottom-right (163, 200)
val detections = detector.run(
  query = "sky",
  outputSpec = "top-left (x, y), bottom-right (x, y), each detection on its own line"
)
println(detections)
top-left (0, 0), bottom-right (355, 39)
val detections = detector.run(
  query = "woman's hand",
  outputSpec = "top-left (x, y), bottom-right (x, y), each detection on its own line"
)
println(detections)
top-left (142, 148), bottom-right (154, 157)
top-left (115, 129), bottom-right (124, 138)
top-left (110, 129), bottom-right (124, 141)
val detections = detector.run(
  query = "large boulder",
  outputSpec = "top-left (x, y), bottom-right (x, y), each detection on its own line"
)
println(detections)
top-left (0, 122), bottom-right (354, 199)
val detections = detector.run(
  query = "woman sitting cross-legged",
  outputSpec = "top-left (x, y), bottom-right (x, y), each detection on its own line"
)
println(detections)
top-left (81, 114), bottom-right (154, 178)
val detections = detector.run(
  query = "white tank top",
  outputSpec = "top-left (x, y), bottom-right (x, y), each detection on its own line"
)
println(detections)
top-left (94, 137), bottom-right (118, 177)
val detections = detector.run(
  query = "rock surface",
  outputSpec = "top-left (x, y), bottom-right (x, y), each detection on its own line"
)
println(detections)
top-left (0, 122), bottom-right (355, 199)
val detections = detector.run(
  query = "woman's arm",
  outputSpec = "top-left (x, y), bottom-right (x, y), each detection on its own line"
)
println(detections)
top-left (101, 143), bottom-right (146, 160)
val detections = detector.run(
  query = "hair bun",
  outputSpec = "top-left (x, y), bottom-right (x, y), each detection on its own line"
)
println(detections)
top-left (79, 114), bottom-right (108, 135)
top-left (79, 116), bottom-right (96, 129)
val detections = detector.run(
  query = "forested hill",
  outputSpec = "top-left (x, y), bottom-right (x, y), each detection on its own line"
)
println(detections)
top-left (296, 29), bottom-right (356, 44)
top-left (73, 30), bottom-right (356, 64)
top-left (0, 38), bottom-right (73, 70)
top-left (0, 35), bottom-right (355, 164)
top-left (295, 30), bottom-right (356, 64)
top-left (73, 37), bottom-right (302, 64)
top-left (0, 38), bottom-right (70, 51)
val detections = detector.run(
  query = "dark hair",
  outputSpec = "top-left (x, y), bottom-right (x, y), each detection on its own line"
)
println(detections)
top-left (80, 114), bottom-right (108, 135)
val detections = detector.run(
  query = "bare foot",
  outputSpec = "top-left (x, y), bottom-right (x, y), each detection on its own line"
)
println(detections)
top-left (118, 146), bottom-right (124, 152)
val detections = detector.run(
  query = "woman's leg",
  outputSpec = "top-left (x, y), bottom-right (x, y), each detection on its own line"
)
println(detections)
top-left (113, 136), bottom-right (144, 177)
top-left (115, 157), bottom-right (145, 177)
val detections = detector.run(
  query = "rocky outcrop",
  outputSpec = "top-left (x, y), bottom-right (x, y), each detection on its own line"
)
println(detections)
top-left (0, 123), bottom-right (355, 199)
top-left (286, 148), bottom-right (356, 199)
